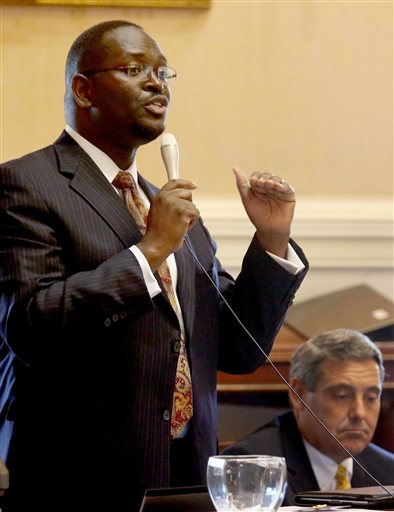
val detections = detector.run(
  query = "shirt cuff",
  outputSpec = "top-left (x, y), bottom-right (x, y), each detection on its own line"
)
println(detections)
top-left (130, 246), bottom-right (162, 298)
top-left (266, 243), bottom-right (305, 275)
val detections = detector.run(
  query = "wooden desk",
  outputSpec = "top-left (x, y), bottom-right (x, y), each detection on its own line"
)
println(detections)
top-left (217, 325), bottom-right (394, 452)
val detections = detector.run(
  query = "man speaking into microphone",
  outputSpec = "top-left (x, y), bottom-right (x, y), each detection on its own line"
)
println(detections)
top-left (0, 20), bottom-right (308, 512)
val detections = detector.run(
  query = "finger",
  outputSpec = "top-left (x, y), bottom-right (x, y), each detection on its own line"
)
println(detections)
top-left (250, 173), bottom-right (294, 194)
top-left (251, 179), bottom-right (291, 192)
top-left (251, 171), bottom-right (274, 181)
top-left (233, 167), bottom-right (252, 205)
top-left (233, 167), bottom-right (250, 187)
top-left (162, 185), bottom-right (196, 203)
top-left (186, 207), bottom-right (201, 230)
top-left (250, 171), bottom-right (285, 186)
top-left (163, 179), bottom-right (198, 190)
top-left (252, 183), bottom-right (296, 202)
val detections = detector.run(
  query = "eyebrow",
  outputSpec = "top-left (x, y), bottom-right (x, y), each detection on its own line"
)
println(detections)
top-left (326, 383), bottom-right (382, 394)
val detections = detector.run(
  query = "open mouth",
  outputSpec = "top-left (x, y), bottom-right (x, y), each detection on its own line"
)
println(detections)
top-left (144, 96), bottom-right (168, 116)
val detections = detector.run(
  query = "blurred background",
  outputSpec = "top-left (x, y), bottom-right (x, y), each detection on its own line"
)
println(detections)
top-left (1, 0), bottom-right (392, 303)
top-left (1, 0), bottom-right (393, 453)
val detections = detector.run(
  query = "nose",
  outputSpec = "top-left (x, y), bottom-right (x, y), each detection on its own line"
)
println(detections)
top-left (350, 395), bottom-right (367, 420)
top-left (144, 69), bottom-right (164, 91)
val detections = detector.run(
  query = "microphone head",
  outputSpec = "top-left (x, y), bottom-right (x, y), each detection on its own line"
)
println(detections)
top-left (161, 132), bottom-right (178, 149)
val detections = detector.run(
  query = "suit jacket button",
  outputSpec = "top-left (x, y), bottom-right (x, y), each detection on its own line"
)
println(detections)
top-left (162, 409), bottom-right (171, 421)
top-left (104, 318), bottom-right (111, 327)
top-left (173, 341), bottom-right (181, 353)
top-left (112, 314), bottom-right (119, 322)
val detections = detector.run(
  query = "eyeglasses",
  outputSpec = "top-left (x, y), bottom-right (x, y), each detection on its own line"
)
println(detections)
top-left (79, 63), bottom-right (177, 84)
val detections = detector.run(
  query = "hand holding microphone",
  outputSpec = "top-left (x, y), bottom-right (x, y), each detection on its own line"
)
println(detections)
top-left (160, 132), bottom-right (199, 225)
top-left (158, 132), bottom-right (199, 235)
top-left (138, 133), bottom-right (199, 264)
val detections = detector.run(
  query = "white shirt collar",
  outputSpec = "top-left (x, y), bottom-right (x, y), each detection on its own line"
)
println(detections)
top-left (65, 125), bottom-right (138, 184)
top-left (303, 438), bottom-right (353, 490)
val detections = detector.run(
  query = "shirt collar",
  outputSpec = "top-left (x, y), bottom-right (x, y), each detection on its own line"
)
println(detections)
top-left (303, 438), bottom-right (353, 490)
top-left (65, 125), bottom-right (138, 184)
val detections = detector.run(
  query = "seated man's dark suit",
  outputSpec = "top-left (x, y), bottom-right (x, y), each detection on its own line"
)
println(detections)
top-left (223, 410), bottom-right (394, 505)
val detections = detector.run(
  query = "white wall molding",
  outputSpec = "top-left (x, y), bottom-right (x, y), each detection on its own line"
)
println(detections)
top-left (196, 197), bottom-right (394, 302)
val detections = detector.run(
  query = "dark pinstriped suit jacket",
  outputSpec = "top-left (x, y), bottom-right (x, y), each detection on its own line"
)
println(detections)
top-left (0, 131), bottom-right (308, 511)
top-left (223, 411), bottom-right (394, 506)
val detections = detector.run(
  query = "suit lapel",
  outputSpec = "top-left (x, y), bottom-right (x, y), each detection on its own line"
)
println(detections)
top-left (280, 413), bottom-right (320, 495)
top-left (54, 133), bottom-right (195, 331)
top-left (351, 456), bottom-right (375, 487)
top-left (54, 132), bottom-right (141, 248)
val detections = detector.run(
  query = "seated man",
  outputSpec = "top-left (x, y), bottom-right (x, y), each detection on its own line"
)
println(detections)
top-left (223, 328), bottom-right (394, 505)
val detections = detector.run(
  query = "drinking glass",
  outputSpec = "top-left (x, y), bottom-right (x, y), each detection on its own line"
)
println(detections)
top-left (207, 455), bottom-right (287, 512)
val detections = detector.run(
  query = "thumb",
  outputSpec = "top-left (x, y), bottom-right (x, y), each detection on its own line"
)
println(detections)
top-left (233, 166), bottom-right (250, 201)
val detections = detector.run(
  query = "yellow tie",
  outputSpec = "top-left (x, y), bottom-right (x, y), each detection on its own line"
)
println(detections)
top-left (112, 171), bottom-right (193, 438)
top-left (335, 464), bottom-right (351, 489)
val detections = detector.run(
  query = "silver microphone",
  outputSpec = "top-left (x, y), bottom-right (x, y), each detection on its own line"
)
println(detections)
top-left (161, 133), bottom-right (180, 180)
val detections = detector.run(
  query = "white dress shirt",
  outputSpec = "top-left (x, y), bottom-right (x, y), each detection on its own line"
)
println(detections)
top-left (304, 439), bottom-right (353, 490)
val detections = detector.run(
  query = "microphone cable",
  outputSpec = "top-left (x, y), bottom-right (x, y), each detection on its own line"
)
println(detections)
top-left (158, 131), bottom-right (393, 497)
top-left (183, 236), bottom-right (394, 498)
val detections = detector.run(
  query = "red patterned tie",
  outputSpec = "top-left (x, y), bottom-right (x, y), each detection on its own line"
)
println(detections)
top-left (112, 171), bottom-right (193, 438)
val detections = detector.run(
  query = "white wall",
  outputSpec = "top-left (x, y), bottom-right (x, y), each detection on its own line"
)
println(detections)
top-left (197, 196), bottom-right (394, 303)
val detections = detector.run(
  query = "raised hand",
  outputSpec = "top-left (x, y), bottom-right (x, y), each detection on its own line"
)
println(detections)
top-left (233, 167), bottom-right (296, 258)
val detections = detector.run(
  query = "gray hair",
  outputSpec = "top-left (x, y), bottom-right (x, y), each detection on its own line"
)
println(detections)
top-left (289, 328), bottom-right (385, 391)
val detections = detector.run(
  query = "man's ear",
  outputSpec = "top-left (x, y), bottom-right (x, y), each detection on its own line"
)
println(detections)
top-left (71, 73), bottom-right (93, 108)
top-left (288, 377), bottom-right (307, 411)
